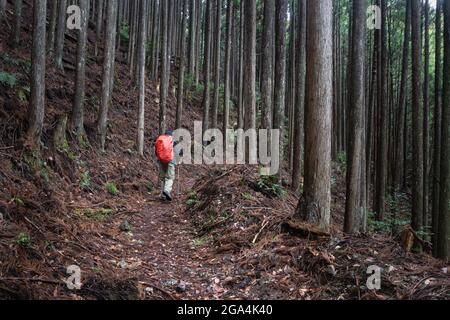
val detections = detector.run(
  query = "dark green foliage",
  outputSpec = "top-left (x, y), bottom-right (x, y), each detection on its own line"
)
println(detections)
top-left (16, 232), bottom-right (31, 248)
top-left (119, 21), bottom-right (130, 45)
top-left (253, 175), bottom-right (286, 198)
top-left (0, 71), bottom-right (17, 87)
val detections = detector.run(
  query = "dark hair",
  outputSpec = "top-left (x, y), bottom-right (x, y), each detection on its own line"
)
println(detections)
top-left (165, 130), bottom-right (173, 136)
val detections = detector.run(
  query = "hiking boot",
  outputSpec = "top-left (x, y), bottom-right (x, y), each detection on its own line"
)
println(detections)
top-left (163, 191), bottom-right (173, 201)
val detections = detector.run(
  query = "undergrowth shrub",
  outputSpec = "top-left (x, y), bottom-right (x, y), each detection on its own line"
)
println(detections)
top-left (256, 175), bottom-right (286, 198)
top-left (106, 182), bottom-right (119, 196)
top-left (80, 171), bottom-right (92, 191)
top-left (0, 71), bottom-right (17, 87)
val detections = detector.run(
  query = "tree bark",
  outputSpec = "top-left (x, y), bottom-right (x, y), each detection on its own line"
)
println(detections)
top-left (47, 0), bottom-right (58, 54)
top-left (212, 0), bottom-right (222, 129)
top-left (411, 0), bottom-right (424, 248)
top-left (261, 0), bottom-right (275, 132)
top-left (287, 0), bottom-right (296, 171)
top-left (375, 0), bottom-right (388, 221)
top-left (188, 0), bottom-right (196, 76)
top-left (72, 0), bottom-right (89, 140)
top-left (55, 0), bottom-right (67, 69)
top-left (292, 0), bottom-right (306, 192)
top-left (26, 0), bottom-right (47, 149)
top-left (159, 0), bottom-right (169, 135)
top-left (243, 0), bottom-right (256, 131)
top-left (97, 0), bottom-right (118, 152)
top-left (394, 0), bottom-right (411, 191)
top-left (201, 0), bottom-right (212, 134)
top-left (273, 0), bottom-right (288, 178)
top-left (223, 0), bottom-right (233, 135)
top-left (437, 0), bottom-right (450, 261)
top-left (423, 0), bottom-right (430, 231)
top-left (237, 0), bottom-right (244, 129)
top-left (94, 0), bottom-right (104, 57)
top-left (176, 0), bottom-right (188, 129)
top-left (195, 0), bottom-right (201, 86)
top-left (12, 0), bottom-right (22, 48)
top-left (137, 0), bottom-right (147, 156)
top-left (432, 0), bottom-right (442, 255)
top-left (295, 0), bottom-right (333, 232)
top-left (344, 0), bottom-right (367, 234)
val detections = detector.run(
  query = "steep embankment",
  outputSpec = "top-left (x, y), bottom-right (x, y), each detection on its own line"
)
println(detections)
top-left (0, 4), bottom-right (202, 299)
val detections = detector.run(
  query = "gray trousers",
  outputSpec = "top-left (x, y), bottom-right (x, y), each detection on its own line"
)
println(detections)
top-left (159, 162), bottom-right (176, 194)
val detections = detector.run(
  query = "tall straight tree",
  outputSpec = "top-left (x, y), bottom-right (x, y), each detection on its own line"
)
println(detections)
top-left (286, 0), bottom-right (296, 166)
top-left (202, 0), bottom-right (212, 134)
top-left (394, 0), bottom-right (411, 191)
top-left (107, 1), bottom-right (117, 99)
top-left (137, 0), bottom-right (147, 156)
top-left (188, 0), bottom-right (196, 76)
top-left (375, 0), bottom-right (388, 220)
top-left (292, 0), bottom-right (306, 191)
top-left (423, 0), bottom-right (430, 229)
top-left (437, 0), bottom-right (450, 261)
top-left (411, 0), bottom-right (424, 247)
top-left (237, 0), bottom-right (245, 129)
top-left (243, 0), bottom-right (256, 131)
top-left (27, 0), bottom-right (46, 149)
top-left (273, 0), bottom-right (288, 177)
top-left (72, 0), bottom-right (89, 140)
top-left (94, 0), bottom-right (104, 57)
top-left (47, 0), bottom-right (58, 54)
top-left (223, 0), bottom-right (233, 135)
top-left (150, 0), bottom-right (161, 80)
top-left (12, 0), bottom-right (22, 48)
top-left (344, 0), bottom-right (367, 234)
top-left (176, 0), bottom-right (188, 129)
top-left (195, 0), bottom-right (202, 86)
top-left (432, 0), bottom-right (443, 254)
top-left (260, 0), bottom-right (275, 131)
top-left (55, 0), bottom-right (67, 69)
top-left (159, 0), bottom-right (169, 135)
top-left (212, 0), bottom-right (222, 129)
top-left (97, 0), bottom-right (118, 152)
top-left (296, 0), bottom-right (333, 232)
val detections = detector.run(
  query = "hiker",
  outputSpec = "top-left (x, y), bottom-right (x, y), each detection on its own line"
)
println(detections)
top-left (155, 130), bottom-right (176, 201)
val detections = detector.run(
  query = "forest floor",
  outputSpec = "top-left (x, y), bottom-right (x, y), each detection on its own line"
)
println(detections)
top-left (0, 4), bottom-right (449, 300)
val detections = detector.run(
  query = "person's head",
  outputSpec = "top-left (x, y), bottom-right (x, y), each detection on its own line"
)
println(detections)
top-left (165, 130), bottom-right (173, 136)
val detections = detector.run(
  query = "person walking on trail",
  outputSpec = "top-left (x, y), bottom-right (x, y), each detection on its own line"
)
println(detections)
top-left (155, 130), bottom-right (177, 201)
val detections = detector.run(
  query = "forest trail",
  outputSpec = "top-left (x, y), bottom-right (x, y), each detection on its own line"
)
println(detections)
top-left (105, 167), bottom-right (274, 300)
top-left (115, 169), bottom-right (228, 300)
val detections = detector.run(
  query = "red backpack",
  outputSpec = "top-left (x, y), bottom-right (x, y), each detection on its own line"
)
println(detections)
top-left (155, 135), bottom-right (174, 164)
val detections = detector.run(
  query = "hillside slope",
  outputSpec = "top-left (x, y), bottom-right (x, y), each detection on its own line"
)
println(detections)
top-left (0, 4), bottom-right (202, 299)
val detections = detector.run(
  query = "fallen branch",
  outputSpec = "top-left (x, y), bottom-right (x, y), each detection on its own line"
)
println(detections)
top-left (0, 277), bottom-right (64, 285)
top-left (252, 219), bottom-right (269, 244)
top-left (23, 216), bottom-right (46, 237)
top-left (243, 207), bottom-right (272, 211)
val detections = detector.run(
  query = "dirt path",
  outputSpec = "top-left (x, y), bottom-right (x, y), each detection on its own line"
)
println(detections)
top-left (113, 168), bottom-right (236, 300)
